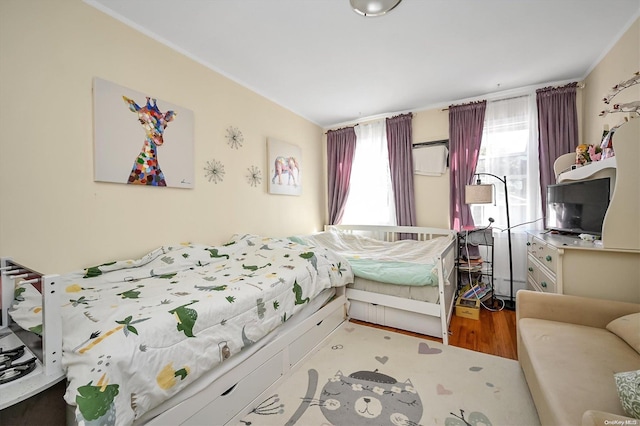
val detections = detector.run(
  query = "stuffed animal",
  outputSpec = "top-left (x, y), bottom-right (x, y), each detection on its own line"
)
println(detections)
top-left (575, 144), bottom-right (590, 165)
top-left (576, 144), bottom-right (604, 165)
top-left (588, 145), bottom-right (602, 162)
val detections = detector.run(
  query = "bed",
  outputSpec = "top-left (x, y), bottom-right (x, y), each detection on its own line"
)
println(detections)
top-left (295, 225), bottom-right (458, 344)
top-left (1, 233), bottom-right (352, 425)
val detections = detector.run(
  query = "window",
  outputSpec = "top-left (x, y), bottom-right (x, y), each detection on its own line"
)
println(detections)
top-left (470, 95), bottom-right (542, 298)
top-left (471, 95), bottom-right (541, 232)
top-left (340, 120), bottom-right (396, 226)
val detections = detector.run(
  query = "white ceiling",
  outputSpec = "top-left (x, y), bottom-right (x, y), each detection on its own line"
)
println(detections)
top-left (86, 0), bottom-right (640, 128)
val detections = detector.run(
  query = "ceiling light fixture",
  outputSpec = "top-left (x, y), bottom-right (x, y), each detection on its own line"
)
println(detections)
top-left (350, 0), bottom-right (402, 17)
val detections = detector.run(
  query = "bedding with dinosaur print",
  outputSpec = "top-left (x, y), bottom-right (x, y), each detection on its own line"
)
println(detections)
top-left (55, 234), bottom-right (352, 426)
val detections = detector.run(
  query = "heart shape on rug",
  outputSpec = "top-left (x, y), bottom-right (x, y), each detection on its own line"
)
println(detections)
top-left (375, 356), bottom-right (388, 364)
top-left (418, 342), bottom-right (442, 355)
top-left (344, 327), bottom-right (355, 332)
top-left (436, 384), bottom-right (453, 395)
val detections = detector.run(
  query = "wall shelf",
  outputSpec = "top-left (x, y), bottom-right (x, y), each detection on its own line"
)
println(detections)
top-left (557, 156), bottom-right (616, 183)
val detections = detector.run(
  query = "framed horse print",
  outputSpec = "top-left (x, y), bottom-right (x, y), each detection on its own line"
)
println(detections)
top-left (267, 138), bottom-right (302, 196)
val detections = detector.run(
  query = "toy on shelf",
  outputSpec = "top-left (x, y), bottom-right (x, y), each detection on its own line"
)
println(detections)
top-left (575, 143), bottom-right (603, 165)
top-left (588, 144), bottom-right (602, 162)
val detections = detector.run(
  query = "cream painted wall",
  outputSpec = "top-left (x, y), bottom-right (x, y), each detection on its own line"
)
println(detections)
top-left (412, 109), bottom-right (450, 229)
top-left (582, 18), bottom-right (640, 144)
top-left (582, 17), bottom-right (639, 251)
top-left (0, 0), bottom-right (324, 273)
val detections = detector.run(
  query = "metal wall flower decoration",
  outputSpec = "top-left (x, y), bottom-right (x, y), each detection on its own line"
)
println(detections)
top-left (246, 165), bottom-right (262, 187)
top-left (226, 126), bottom-right (244, 149)
top-left (204, 159), bottom-right (225, 184)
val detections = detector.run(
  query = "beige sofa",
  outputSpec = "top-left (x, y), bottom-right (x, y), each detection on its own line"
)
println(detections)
top-left (517, 290), bottom-right (640, 425)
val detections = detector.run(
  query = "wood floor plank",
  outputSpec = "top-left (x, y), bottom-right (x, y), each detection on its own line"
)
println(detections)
top-left (352, 303), bottom-right (518, 360)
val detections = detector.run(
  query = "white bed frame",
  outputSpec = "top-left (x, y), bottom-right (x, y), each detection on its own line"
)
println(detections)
top-left (0, 258), bottom-right (64, 410)
top-left (326, 225), bottom-right (458, 345)
top-left (1, 256), bottom-right (348, 425)
top-left (2, 225), bottom-right (455, 423)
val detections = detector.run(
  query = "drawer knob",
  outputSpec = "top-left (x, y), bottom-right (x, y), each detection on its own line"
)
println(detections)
top-left (528, 267), bottom-right (533, 272)
top-left (541, 281), bottom-right (547, 288)
top-left (545, 255), bottom-right (552, 262)
top-left (526, 242), bottom-right (531, 246)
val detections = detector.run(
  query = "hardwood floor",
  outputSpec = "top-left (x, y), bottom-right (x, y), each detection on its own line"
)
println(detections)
top-left (351, 303), bottom-right (518, 360)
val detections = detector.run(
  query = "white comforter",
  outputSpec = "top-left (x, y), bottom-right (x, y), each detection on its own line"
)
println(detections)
top-left (57, 234), bottom-right (352, 426)
top-left (303, 230), bottom-right (454, 263)
top-left (298, 229), bottom-right (454, 286)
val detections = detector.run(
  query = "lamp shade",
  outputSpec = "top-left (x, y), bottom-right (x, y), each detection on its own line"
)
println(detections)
top-left (350, 0), bottom-right (402, 16)
top-left (465, 184), bottom-right (494, 204)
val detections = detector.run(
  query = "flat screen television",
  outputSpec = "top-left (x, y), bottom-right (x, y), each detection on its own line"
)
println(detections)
top-left (545, 177), bottom-right (611, 235)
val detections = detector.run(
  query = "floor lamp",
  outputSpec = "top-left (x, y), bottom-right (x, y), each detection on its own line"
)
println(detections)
top-left (465, 173), bottom-right (515, 310)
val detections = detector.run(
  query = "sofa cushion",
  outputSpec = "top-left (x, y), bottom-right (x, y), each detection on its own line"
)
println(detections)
top-left (607, 313), bottom-right (640, 355)
top-left (614, 369), bottom-right (640, 419)
top-left (519, 318), bottom-right (640, 425)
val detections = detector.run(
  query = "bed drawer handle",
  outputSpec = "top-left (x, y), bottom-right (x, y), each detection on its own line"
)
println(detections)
top-left (221, 383), bottom-right (238, 396)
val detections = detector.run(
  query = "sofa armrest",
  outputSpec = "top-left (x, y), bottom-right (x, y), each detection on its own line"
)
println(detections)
top-left (516, 290), bottom-right (640, 329)
top-left (582, 410), bottom-right (637, 426)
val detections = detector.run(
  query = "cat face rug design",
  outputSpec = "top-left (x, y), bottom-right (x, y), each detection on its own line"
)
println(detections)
top-left (320, 369), bottom-right (423, 425)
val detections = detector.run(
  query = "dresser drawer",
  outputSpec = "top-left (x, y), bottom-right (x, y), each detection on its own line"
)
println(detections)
top-left (537, 267), bottom-right (557, 293)
top-left (527, 275), bottom-right (542, 292)
top-left (526, 256), bottom-right (538, 282)
top-left (527, 251), bottom-right (557, 294)
top-left (528, 237), bottom-right (558, 274)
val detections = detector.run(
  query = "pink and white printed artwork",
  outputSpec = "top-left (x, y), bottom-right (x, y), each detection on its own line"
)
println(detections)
top-left (267, 138), bottom-right (302, 196)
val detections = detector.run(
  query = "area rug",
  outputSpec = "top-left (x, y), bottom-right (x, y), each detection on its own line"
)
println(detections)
top-left (239, 322), bottom-right (540, 426)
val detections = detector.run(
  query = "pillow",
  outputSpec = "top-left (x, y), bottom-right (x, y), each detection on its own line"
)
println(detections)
top-left (607, 312), bottom-right (640, 354)
top-left (614, 370), bottom-right (640, 419)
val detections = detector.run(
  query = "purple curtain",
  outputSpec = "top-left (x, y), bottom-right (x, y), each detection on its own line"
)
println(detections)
top-left (449, 101), bottom-right (487, 231)
top-left (536, 83), bottom-right (579, 220)
top-left (326, 126), bottom-right (357, 224)
top-left (386, 113), bottom-right (416, 237)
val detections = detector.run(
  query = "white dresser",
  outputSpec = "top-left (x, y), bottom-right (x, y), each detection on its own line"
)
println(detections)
top-left (526, 231), bottom-right (640, 303)
top-left (527, 119), bottom-right (639, 303)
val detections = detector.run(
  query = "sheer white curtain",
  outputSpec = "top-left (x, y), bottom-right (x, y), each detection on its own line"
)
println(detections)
top-left (471, 95), bottom-right (542, 298)
top-left (340, 120), bottom-right (397, 226)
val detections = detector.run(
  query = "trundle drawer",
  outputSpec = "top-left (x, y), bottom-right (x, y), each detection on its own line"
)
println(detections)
top-left (289, 304), bottom-right (344, 366)
top-left (184, 352), bottom-right (283, 425)
top-left (348, 299), bottom-right (443, 338)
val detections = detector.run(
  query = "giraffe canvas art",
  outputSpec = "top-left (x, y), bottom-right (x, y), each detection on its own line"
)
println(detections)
top-left (93, 78), bottom-right (194, 188)
top-left (123, 96), bottom-right (175, 186)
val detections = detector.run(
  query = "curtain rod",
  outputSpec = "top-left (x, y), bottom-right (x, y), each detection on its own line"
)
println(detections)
top-left (324, 111), bottom-right (413, 134)
top-left (440, 81), bottom-right (585, 111)
top-left (324, 123), bottom-right (359, 135)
